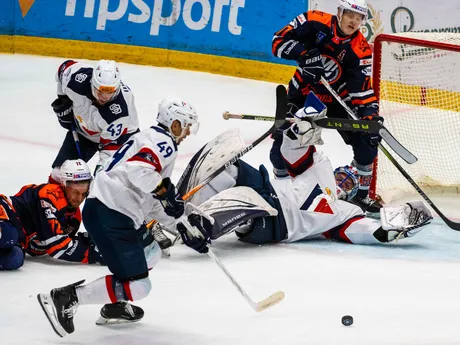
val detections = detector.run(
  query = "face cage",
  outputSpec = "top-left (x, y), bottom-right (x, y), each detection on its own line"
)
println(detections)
top-left (335, 171), bottom-right (358, 201)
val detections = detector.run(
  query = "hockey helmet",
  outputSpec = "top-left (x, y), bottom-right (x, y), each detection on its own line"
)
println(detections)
top-left (91, 60), bottom-right (121, 104)
top-left (60, 159), bottom-right (93, 187)
top-left (157, 97), bottom-right (199, 142)
top-left (338, 0), bottom-right (368, 25)
top-left (334, 165), bottom-right (359, 201)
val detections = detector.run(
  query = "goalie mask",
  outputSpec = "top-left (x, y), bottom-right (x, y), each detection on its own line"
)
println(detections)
top-left (157, 97), bottom-right (200, 143)
top-left (334, 165), bottom-right (359, 201)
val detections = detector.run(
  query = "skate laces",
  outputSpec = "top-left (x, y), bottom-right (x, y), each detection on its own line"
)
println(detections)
top-left (123, 302), bottom-right (135, 317)
top-left (62, 301), bottom-right (79, 318)
top-left (152, 224), bottom-right (168, 241)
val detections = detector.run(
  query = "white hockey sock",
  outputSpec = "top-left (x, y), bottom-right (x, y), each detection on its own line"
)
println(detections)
top-left (75, 276), bottom-right (112, 305)
top-left (76, 275), bottom-right (152, 305)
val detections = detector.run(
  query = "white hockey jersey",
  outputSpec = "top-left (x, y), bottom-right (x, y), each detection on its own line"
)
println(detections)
top-left (88, 126), bottom-right (179, 229)
top-left (272, 126), bottom-right (382, 244)
top-left (56, 60), bottom-right (139, 165)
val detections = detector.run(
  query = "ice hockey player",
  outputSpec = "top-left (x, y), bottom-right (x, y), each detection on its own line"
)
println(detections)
top-left (0, 159), bottom-right (103, 270)
top-left (271, 0), bottom-right (382, 215)
top-left (37, 98), bottom-right (201, 337)
top-left (50, 59), bottom-right (139, 182)
top-left (171, 93), bottom-right (432, 254)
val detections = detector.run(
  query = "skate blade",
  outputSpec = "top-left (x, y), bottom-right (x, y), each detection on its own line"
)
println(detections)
top-left (95, 316), bottom-right (142, 326)
top-left (37, 294), bottom-right (67, 338)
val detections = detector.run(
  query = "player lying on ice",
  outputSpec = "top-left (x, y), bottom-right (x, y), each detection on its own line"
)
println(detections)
top-left (0, 159), bottom-right (104, 270)
top-left (171, 93), bottom-right (433, 254)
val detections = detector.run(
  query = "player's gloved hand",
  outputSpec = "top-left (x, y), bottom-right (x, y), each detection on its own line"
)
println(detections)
top-left (297, 49), bottom-right (324, 83)
top-left (88, 243), bottom-right (105, 265)
top-left (51, 95), bottom-right (74, 130)
top-left (361, 112), bottom-right (384, 146)
top-left (176, 214), bottom-right (211, 254)
top-left (293, 92), bottom-right (327, 134)
top-left (153, 178), bottom-right (184, 219)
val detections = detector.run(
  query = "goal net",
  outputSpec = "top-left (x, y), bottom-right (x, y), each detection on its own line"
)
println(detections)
top-left (370, 32), bottom-right (460, 203)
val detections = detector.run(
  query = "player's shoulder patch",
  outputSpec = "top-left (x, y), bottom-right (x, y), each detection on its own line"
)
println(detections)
top-left (38, 184), bottom-right (67, 211)
top-left (67, 67), bottom-right (93, 96)
top-left (98, 91), bottom-right (129, 123)
top-left (307, 10), bottom-right (332, 26)
top-left (351, 32), bottom-right (372, 58)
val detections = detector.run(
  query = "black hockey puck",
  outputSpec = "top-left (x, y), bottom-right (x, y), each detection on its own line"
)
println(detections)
top-left (341, 315), bottom-right (353, 326)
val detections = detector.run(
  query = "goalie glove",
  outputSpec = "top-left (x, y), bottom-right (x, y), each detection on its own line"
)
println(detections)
top-left (380, 201), bottom-right (433, 241)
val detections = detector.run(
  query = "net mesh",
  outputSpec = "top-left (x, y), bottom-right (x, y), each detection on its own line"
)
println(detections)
top-left (373, 33), bottom-right (460, 202)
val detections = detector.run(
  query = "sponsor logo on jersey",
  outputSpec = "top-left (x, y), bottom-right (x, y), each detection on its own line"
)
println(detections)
top-left (297, 14), bottom-right (306, 24)
top-left (66, 242), bottom-right (79, 256)
top-left (109, 104), bottom-right (122, 115)
top-left (362, 66), bottom-right (372, 76)
top-left (359, 58), bottom-right (372, 66)
top-left (316, 31), bottom-right (327, 43)
top-left (40, 200), bottom-right (57, 213)
top-left (44, 208), bottom-right (56, 219)
top-left (284, 41), bottom-right (298, 55)
top-left (322, 55), bottom-right (342, 84)
top-left (337, 50), bottom-right (347, 62)
top-left (75, 73), bottom-right (87, 83)
top-left (290, 19), bottom-right (298, 29)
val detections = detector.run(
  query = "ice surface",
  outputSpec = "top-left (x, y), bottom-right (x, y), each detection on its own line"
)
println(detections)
top-left (1, 54), bottom-right (460, 345)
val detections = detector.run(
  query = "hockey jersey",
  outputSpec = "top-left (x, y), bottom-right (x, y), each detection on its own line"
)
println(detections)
top-left (272, 11), bottom-right (378, 117)
top-left (7, 184), bottom-right (102, 263)
top-left (56, 60), bottom-right (140, 165)
top-left (89, 126), bottom-right (179, 229)
top-left (271, 126), bottom-right (381, 243)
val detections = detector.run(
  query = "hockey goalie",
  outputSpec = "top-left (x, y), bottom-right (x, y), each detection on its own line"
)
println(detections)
top-left (174, 93), bottom-right (433, 252)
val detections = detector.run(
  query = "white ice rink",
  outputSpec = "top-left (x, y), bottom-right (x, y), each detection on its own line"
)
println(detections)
top-left (1, 54), bottom-right (460, 345)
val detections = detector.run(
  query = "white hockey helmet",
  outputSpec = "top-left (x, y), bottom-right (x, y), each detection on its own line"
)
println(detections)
top-left (157, 97), bottom-right (200, 140)
top-left (338, 0), bottom-right (368, 25)
top-left (334, 165), bottom-right (359, 201)
top-left (60, 159), bottom-right (93, 187)
top-left (91, 60), bottom-right (121, 104)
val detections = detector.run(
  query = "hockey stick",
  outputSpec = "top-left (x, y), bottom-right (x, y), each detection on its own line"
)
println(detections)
top-left (178, 211), bottom-right (285, 312)
top-left (223, 112), bottom-right (404, 135)
top-left (319, 77), bottom-right (417, 165)
top-left (378, 144), bottom-right (460, 231)
top-left (146, 84), bottom-right (287, 229)
top-left (71, 124), bottom-right (83, 159)
top-left (320, 78), bottom-right (460, 231)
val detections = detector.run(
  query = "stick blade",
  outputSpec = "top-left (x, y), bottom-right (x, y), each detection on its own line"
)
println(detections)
top-left (255, 291), bottom-right (285, 312)
top-left (274, 85), bottom-right (288, 128)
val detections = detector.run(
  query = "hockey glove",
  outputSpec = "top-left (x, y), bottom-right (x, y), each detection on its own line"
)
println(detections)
top-left (87, 244), bottom-right (106, 265)
top-left (361, 113), bottom-right (384, 147)
top-left (297, 49), bottom-right (324, 84)
top-left (51, 95), bottom-right (74, 130)
top-left (176, 214), bottom-right (211, 254)
top-left (153, 178), bottom-right (185, 219)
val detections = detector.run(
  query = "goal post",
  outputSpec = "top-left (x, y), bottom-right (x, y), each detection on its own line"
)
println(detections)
top-left (370, 32), bottom-right (460, 203)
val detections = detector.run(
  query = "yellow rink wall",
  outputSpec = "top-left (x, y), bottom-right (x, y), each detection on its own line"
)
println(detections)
top-left (1, 0), bottom-right (304, 84)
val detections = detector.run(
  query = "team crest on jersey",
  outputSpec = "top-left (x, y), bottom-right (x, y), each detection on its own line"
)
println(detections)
top-left (321, 55), bottom-right (342, 84)
top-left (75, 73), bottom-right (87, 83)
top-left (109, 104), bottom-right (122, 115)
top-left (316, 31), bottom-right (327, 44)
